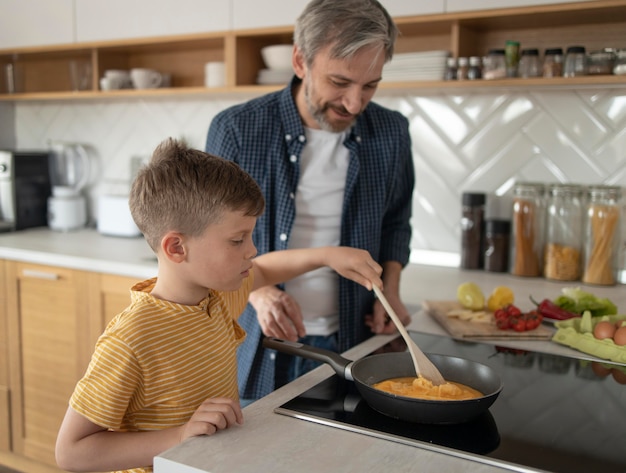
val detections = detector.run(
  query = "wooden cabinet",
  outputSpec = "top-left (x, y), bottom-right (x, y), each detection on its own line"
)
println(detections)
top-left (3, 262), bottom-right (137, 469)
top-left (446, 0), bottom-right (593, 13)
top-left (0, 0), bottom-right (74, 49)
top-left (0, 0), bottom-right (625, 100)
top-left (0, 261), bottom-right (9, 453)
top-left (75, 0), bottom-right (230, 43)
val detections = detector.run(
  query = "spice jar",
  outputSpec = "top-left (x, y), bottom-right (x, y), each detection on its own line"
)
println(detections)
top-left (457, 57), bottom-right (469, 80)
top-left (587, 49), bottom-right (616, 75)
top-left (582, 185), bottom-right (622, 285)
top-left (518, 48), bottom-right (541, 78)
top-left (483, 49), bottom-right (506, 80)
top-left (460, 192), bottom-right (486, 270)
top-left (543, 48), bottom-right (563, 77)
top-left (614, 49), bottom-right (626, 75)
top-left (510, 182), bottom-right (545, 277)
top-left (468, 56), bottom-right (482, 80)
top-left (564, 45), bottom-right (587, 77)
top-left (505, 40), bottom-right (520, 77)
top-left (484, 219), bottom-right (511, 272)
top-left (544, 184), bottom-right (584, 281)
top-left (444, 57), bottom-right (457, 81)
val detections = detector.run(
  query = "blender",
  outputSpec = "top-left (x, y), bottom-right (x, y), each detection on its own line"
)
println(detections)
top-left (47, 141), bottom-right (93, 231)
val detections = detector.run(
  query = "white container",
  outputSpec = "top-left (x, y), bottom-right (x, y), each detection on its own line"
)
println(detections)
top-left (261, 44), bottom-right (293, 70)
top-left (97, 194), bottom-right (141, 237)
top-left (204, 62), bottom-right (225, 87)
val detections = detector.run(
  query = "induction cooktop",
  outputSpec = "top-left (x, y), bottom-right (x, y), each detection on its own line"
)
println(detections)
top-left (276, 332), bottom-right (626, 473)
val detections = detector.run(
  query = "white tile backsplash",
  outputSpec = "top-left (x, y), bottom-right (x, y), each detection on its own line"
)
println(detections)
top-left (12, 88), bottom-right (626, 260)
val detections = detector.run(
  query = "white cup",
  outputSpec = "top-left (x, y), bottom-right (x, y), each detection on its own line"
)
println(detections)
top-left (130, 68), bottom-right (162, 89)
top-left (204, 62), bottom-right (225, 88)
top-left (104, 70), bottom-right (131, 89)
top-left (99, 77), bottom-right (112, 91)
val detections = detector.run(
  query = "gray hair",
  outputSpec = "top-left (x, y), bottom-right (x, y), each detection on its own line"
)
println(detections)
top-left (293, 0), bottom-right (398, 66)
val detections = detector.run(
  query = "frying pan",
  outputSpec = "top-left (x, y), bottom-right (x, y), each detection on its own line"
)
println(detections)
top-left (263, 337), bottom-right (503, 424)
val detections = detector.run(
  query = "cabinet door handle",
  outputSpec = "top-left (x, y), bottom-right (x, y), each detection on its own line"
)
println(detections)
top-left (21, 269), bottom-right (61, 280)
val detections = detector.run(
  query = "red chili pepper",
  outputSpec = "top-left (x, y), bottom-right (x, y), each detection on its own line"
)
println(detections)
top-left (529, 296), bottom-right (578, 320)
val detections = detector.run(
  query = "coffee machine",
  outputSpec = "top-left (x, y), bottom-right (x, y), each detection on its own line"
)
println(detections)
top-left (0, 150), bottom-right (51, 232)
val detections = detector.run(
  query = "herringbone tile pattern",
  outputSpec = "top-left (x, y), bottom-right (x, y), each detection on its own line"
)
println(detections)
top-left (14, 89), bottom-right (626, 259)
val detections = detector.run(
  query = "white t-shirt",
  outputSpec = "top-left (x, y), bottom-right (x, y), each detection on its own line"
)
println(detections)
top-left (284, 127), bottom-right (349, 335)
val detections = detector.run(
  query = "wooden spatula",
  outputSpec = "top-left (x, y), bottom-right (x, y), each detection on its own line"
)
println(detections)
top-left (373, 286), bottom-right (446, 386)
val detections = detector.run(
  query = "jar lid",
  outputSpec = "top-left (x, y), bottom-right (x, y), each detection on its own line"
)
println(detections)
top-left (521, 48), bottom-right (540, 56)
top-left (487, 49), bottom-right (505, 56)
top-left (587, 185), bottom-right (622, 199)
top-left (547, 183), bottom-right (583, 196)
top-left (462, 192), bottom-right (486, 206)
top-left (545, 48), bottom-right (563, 55)
top-left (485, 219), bottom-right (511, 235)
top-left (566, 46), bottom-right (586, 54)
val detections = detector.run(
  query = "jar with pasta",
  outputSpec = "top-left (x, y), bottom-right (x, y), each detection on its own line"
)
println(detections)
top-left (582, 185), bottom-right (622, 285)
top-left (510, 182), bottom-right (545, 277)
top-left (544, 184), bottom-right (583, 281)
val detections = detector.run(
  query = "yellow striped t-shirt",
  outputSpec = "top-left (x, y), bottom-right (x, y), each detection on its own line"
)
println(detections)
top-left (70, 274), bottom-right (250, 473)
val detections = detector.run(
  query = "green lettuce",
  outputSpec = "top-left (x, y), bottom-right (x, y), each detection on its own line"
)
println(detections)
top-left (553, 287), bottom-right (617, 317)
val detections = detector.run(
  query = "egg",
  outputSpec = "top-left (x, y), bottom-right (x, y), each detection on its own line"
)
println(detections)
top-left (591, 361), bottom-right (611, 378)
top-left (611, 368), bottom-right (626, 385)
top-left (593, 321), bottom-right (616, 340)
top-left (613, 326), bottom-right (626, 346)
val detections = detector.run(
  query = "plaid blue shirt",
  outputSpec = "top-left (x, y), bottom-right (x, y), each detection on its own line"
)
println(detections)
top-left (206, 77), bottom-right (415, 399)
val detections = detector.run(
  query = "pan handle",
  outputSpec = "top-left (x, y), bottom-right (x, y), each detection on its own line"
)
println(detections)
top-left (262, 337), bottom-right (354, 381)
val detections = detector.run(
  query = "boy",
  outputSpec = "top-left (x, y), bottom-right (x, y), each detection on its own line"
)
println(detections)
top-left (55, 138), bottom-right (382, 473)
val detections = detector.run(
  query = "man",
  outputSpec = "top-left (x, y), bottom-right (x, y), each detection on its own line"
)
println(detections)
top-left (206, 0), bottom-right (415, 403)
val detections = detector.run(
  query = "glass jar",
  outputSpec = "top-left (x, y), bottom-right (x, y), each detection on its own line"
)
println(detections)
top-left (460, 192), bottom-right (486, 270)
top-left (505, 40), bottom-right (520, 77)
top-left (564, 45), bottom-right (587, 77)
top-left (587, 49), bottom-right (616, 75)
top-left (444, 57), bottom-right (457, 81)
top-left (544, 184), bottom-right (584, 281)
top-left (484, 219), bottom-right (511, 272)
top-left (468, 56), bottom-right (482, 80)
top-left (582, 185), bottom-right (622, 285)
top-left (483, 49), bottom-right (506, 80)
top-left (510, 182), bottom-right (545, 277)
top-left (543, 48), bottom-right (563, 77)
top-left (518, 48), bottom-right (541, 78)
top-left (457, 57), bottom-right (469, 80)
top-left (613, 49), bottom-right (626, 75)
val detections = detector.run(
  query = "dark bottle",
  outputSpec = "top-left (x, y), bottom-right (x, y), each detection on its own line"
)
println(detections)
top-left (484, 219), bottom-right (511, 272)
top-left (460, 192), bottom-right (486, 270)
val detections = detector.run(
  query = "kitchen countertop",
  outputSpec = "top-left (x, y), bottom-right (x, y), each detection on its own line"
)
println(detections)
top-left (1, 228), bottom-right (624, 472)
top-left (0, 227), bottom-right (157, 279)
top-left (155, 268), bottom-right (626, 473)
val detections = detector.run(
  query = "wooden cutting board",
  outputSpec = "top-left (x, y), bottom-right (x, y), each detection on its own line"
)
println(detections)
top-left (423, 300), bottom-right (554, 340)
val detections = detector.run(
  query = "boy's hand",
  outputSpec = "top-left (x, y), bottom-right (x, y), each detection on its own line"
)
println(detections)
top-left (327, 247), bottom-right (383, 291)
top-left (250, 285), bottom-right (306, 341)
top-left (179, 398), bottom-right (243, 442)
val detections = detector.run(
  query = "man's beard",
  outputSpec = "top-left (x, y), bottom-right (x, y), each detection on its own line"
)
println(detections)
top-left (304, 79), bottom-right (358, 133)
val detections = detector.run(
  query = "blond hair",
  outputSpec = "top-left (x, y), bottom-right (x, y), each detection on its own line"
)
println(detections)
top-left (129, 138), bottom-right (265, 250)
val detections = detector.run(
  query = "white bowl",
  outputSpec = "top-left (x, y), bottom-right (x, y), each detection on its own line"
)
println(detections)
top-left (261, 44), bottom-right (293, 70)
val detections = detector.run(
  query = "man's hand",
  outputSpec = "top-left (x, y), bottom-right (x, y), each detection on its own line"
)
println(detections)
top-left (249, 285), bottom-right (306, 341)
top-left (365, 291), bottom-right (411, 334)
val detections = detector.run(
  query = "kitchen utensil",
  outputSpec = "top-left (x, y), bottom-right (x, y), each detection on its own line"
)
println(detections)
top-left (130, 68), bottom-right (162, 89)
top-left (263, 337), bottom-right (503, 424)
top-left (261, 44), bottom-right (293, 70)
top-left (47, 141), bottom-right (96, 231)
top-left (373, 286), bottom-right (445, 385)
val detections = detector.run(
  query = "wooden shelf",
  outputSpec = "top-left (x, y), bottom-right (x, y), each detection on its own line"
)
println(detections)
top-left (0, 1), bottom-right (625, 101)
